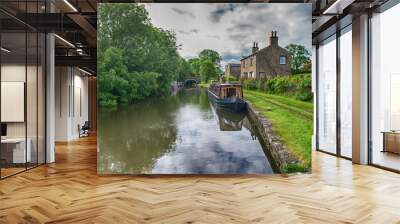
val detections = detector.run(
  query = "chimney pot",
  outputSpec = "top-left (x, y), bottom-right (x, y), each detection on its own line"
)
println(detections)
top-left (269, 31), bottom-right (278, 46)
top-left (252, 41), bottom-right (259, 54)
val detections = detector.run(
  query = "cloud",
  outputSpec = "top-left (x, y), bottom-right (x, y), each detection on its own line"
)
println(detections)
top-left (144, 3), bottom-right (311, 67)
top-left (226, 23), bottom-right (256, 32)
top-left (176, 29), bottom-right (199, 35)
top-left (171, 8), bottom-right (196, 19)
top-left (149, 106), bottom-right (274, 174)
top-left (223, 4), bottom-right (311, 60)
top-left (207, 34), bottom-right (220, 39)
top-left (209, 3), bottom-right (240, 23)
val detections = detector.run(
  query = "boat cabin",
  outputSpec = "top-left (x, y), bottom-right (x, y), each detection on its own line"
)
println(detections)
top-left (209, 83), bottom-right (243, 99)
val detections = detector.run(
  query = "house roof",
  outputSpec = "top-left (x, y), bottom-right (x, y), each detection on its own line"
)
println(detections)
top-left (240, 45), bottom-right (288, 61)
top-left (227, 63), bottom-right (241, 67)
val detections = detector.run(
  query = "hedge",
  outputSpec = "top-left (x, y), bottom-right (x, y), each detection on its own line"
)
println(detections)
top-left (241, 74), bottom-right (312, 101)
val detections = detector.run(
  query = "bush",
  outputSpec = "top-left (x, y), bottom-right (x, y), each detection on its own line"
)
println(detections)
top-left (98, 71), bottom-right (162, 107)
top-left (226, 76), bottom-right (238, 82)
top-left (242, 78), bottom-right (258, 90)
top-left (99, 92), bottom-right (118, 107)
top-left (242, 74), bottom-right (312, 101)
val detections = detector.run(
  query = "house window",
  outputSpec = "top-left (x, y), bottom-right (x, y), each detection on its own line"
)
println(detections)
top-left (259, 72), bottom-right (266, 78)
top-left (279, 56), bottom-right (286, 65)
top-left (250, 58), bottom-right (253, 66)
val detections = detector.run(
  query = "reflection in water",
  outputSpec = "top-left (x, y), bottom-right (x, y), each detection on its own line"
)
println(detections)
top-left (212, 106), bottom-right (245, 131)
top-left (98, 88), bottom-right (275, 174)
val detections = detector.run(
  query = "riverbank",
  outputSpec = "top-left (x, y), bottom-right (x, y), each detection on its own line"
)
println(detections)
top-left (198, 83), bottom-right (210, 88)
top-left (244, 90), bottom-right (312, 172)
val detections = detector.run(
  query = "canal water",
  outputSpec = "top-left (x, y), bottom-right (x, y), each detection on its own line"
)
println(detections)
top-left (98, 88), bottom-right (276, 174)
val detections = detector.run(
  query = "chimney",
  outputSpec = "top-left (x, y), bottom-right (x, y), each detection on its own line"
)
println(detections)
top-left (270, 31), bottom-right (278, 46)
top-left (252, 42), bottom-right (259, 54)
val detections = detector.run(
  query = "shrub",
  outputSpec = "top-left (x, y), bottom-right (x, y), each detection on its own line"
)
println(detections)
top-left (226, 76), bottom-right (238, 82)
top-left (242, 74), bottom-right (312, 101)
top-left (98, 71), bottom-right (162, 107)
top-left (99, 92), bottom-right (118, 107)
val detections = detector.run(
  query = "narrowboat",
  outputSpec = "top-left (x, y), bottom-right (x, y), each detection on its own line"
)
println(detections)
top-left (208, 82), bottom-right (246, 112)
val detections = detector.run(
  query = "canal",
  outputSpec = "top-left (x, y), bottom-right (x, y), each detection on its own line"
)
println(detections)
top-left (98, 88), bottom-right (277, 174)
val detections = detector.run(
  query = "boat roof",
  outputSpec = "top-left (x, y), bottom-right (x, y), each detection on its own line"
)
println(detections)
top-left (213, 83), bottom-right (242, 87)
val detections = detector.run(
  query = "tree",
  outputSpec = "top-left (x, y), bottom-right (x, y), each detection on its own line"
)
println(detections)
top-left (285, 44), bottom-right (311, 74)
top-left (98, 3), bottom-right (184, 106)
top-left (199, 59), bottom-right (218, 83)
top-left (199, 49), bottom-right (221, 67)
top-left (302, 58), bottom-right (311, 73)
top-left (177, 58), bottom-right (193, 82)
top-left (191, 50), bottom-right (222, 83)
top-left (98, 47), bottom-right (129, 106)
top-left (188, 58), bottom-right (201, 77)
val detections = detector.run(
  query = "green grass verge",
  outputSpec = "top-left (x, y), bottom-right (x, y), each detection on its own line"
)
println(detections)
top-left (198, 83), bottom-right (210, 88)
top-left (244, 89), bottom-right (313, 172)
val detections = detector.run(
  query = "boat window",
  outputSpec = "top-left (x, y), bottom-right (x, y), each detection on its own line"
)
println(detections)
top-left (227, 88), bottom-right (237, 98)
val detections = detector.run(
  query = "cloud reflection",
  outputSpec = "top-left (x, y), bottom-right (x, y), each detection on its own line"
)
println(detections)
top-left (150, 105), bottom-right (273, 174)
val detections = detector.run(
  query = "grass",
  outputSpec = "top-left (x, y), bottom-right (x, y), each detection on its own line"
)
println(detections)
top-left (244, 89), bottom-right (313, 172)
top-left (198, 83), bottom-right (210, 88)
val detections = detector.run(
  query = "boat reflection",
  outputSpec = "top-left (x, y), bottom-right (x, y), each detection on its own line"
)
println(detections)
top-left (211, 103), bottom-right (246, 131)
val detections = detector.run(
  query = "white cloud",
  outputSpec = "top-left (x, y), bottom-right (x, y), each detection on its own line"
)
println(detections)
top-left (143, 3), bottom-right (311, 66)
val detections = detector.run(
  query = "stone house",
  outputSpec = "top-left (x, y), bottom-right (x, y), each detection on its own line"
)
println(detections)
top-left (224, 63), bottom-right (241, 79)
top-left (240, 31), bottom-right (291, 79)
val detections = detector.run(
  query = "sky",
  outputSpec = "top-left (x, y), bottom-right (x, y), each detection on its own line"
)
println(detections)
top-left (143, 3), bottom-right (312, 68)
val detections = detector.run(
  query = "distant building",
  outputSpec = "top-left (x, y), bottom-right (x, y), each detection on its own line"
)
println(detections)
top-left (224, 63), bottom-right (241, 79)
top-left (241, 31), bottom-right (291, 79)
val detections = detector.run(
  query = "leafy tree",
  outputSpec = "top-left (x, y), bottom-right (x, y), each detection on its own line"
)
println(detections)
top-left (191, 50), bottom-right (222, 83)
top-left (302, 58), bottom-right (311, 74)
top-left (199, 49), bottom-right (221, 67)
top-left (188, 58), bottom-right (201, 77)
top-left (98, 4), bottom-right (226, 105)
top-left (177, 58), bottom-right (193, 81)
top-left (285, 44), bottom-right (311, 74)
top-left (199, 59), bottom-right (218, 83)
top-left (98, 4), bottom-right (183, 106)
top-left (98, 47), bottom-right (128, 106)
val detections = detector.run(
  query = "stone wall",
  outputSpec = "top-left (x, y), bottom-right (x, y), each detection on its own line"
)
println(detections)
top-left (246, 102), bottom-right (300, 172)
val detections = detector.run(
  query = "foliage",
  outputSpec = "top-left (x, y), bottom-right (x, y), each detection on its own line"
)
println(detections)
top-left (199, 59), bottom-right (218, 83)
top-left (227, 76), bottom-right (238, 82)
top-left (176, 58), bottom-right (193, 82)
top-left (285, 44), bottom-right (311, 74)
top-left (242, 74), bottom-right (312, 101)
top-left (188, 58), bottom-right (201, 78)
top-left (189, 49), bottom-right (222, 83)
top-left (199, 49), bottom-right (221, 66)
top-left (98, 3), bottom-right (189, 106)
top-left (221, 75), bottom-right (238, 83)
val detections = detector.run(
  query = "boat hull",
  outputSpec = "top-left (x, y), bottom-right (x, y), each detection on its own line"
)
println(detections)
top-left (208, 90), bottom-right (247, 112)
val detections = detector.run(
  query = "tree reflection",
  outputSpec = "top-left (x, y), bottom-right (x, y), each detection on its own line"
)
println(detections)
top-left (98, 95), bottom-right (179, 173)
